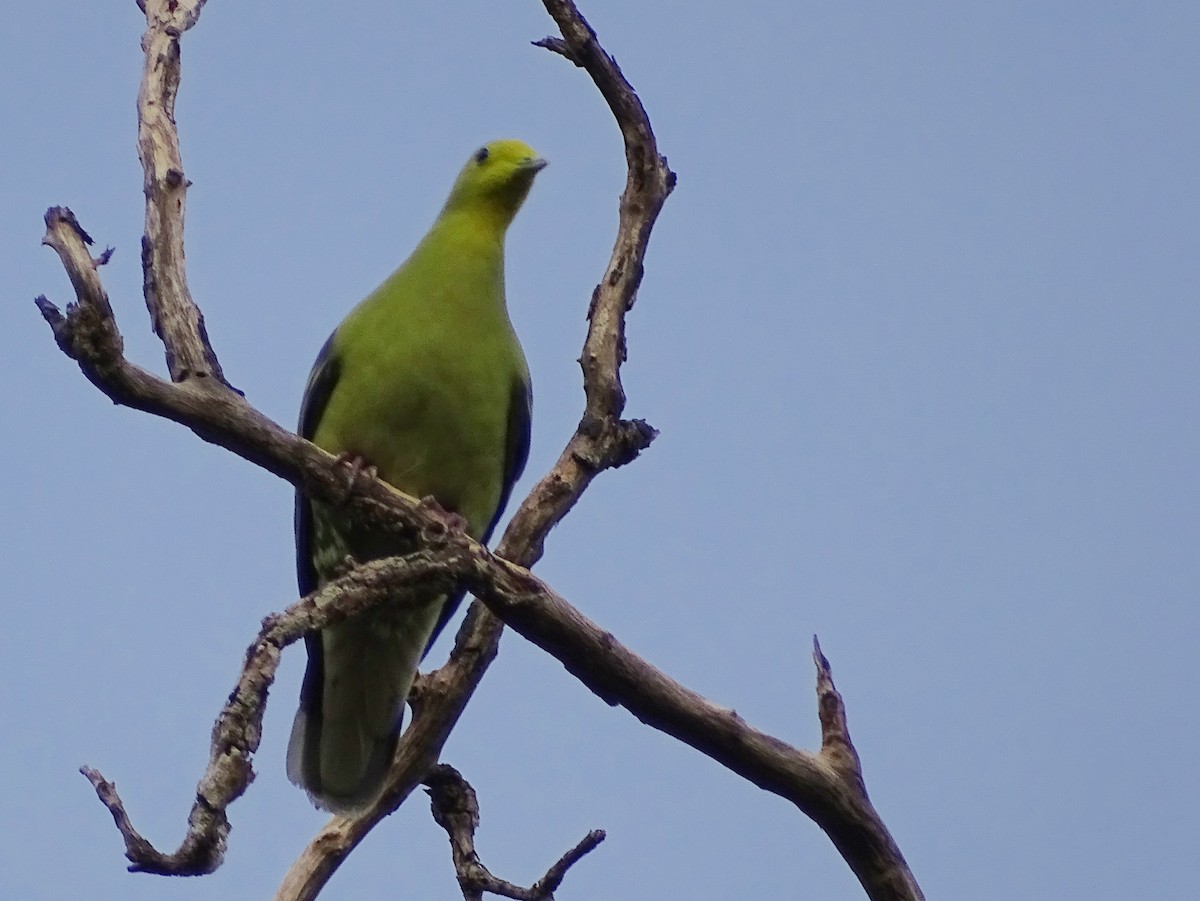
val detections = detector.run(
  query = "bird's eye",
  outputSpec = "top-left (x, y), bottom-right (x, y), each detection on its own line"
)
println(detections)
top-left (474, 146), bottom-right (489, 164)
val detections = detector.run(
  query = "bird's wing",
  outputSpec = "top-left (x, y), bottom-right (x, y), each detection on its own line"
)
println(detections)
top-left (294, 332), bottom-right (342, 597)
top-left (485, 375), bottom-right (534, 543)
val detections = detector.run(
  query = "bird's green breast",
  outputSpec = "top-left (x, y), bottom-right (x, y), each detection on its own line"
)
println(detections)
top-left (311, 224), bottom-right (527, 539)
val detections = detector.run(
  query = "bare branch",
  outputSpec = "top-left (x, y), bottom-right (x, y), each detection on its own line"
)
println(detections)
top-left (75, 555), bottom-right (460, 874)
top-left (463, 574), bottom-right (923, 899)
top-left (37, 0), bottom-right (925, 898)
top-left (279, 548), bottom-right (927, 901)
top-left (80, 767), bottom-right (167, 868)
top-left (814, 636), bottom-right (867, 793)
top-left (137, 0), bottom-right (231, 388)
top-left (425, 764), bottom-right (603, 901)
top-left (532, 830), bottom-right (607, 898)
top-left (530, 36), bottom-right (577, 65)
top-left (37, 363), bottom-right (915, 896)
top-left (38, 207), bottom-right (123, 373)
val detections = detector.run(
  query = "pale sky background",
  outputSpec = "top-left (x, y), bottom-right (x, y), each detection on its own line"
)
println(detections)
top-left (3, 2), bottom-right (1198, 899)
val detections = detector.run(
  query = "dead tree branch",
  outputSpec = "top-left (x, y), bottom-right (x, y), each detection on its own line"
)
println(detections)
top-left (137, 0), bottom-right (232, 388)
top-left (73, 553), bottom-right (463, 875)
top-left (425, 764), bottom-right (605, 901)
top-left (35, 1), bottom-right (926, 900)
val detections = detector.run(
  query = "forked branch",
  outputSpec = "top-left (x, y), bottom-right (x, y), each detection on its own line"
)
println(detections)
top-left (425, 764), bottom-right (605, 901)
top-left (36, 1), bottom-right (924, 900)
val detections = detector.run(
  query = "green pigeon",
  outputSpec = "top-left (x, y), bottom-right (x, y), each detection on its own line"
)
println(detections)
top-left (288, 139), bottom-right (545, 812)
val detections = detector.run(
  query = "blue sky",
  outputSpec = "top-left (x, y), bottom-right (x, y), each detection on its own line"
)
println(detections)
top-left (4, 2), bottom-right (1198, 899)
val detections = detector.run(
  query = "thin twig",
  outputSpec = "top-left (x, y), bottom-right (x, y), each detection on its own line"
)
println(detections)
top-left (531, 830), bottom-right (607, 898)
top-left (814, 636), bottom-right (867, 793)
top-left (425, 764), bottom-right (603, 901)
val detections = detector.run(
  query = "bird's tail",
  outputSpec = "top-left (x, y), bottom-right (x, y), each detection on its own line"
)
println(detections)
top-left (287, 600), bottom-right (441, 813)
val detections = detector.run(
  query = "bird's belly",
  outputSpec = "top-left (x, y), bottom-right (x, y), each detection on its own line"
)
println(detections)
top-left (315, 361), bottom-right (510, 539)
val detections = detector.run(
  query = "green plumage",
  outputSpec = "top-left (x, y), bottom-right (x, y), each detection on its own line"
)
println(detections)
top-left (288, 140), bottom-right (544, 812)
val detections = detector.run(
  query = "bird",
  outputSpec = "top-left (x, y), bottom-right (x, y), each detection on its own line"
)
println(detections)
top-left (287, 139), bottom-right (545, 813)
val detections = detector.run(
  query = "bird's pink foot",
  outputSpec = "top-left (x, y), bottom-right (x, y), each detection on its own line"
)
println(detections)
top-left (334, 452), bottom-right (378, 504)
top-left (331, 553), bottom-right (360, 578)
top-left (417, 495), bottom-right (469, 535)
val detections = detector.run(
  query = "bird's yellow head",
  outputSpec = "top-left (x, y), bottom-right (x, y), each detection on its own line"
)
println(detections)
top-left (442, 139), bottom-right (547, 224)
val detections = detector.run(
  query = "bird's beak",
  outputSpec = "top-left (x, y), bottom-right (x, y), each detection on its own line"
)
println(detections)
top-left (522, 157), bottom-right (549, 173)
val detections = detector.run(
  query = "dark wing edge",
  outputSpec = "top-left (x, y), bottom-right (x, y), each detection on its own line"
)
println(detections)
top-left (484, 374), bottom-right (534, 544)
top-left (423, 375), bottom-right (533, 655)
top-left (295, 332), bottom-right (342, 597)
top-left (293, 333), bottom-right (341, 733)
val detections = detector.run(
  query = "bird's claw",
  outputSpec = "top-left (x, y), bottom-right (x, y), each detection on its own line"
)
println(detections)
top-left (417, 495), bottom-right (469, 537)
top-left (334, 452), bottom-right (378, 504)
top-left (332, 554), bottom-right (360, 579)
